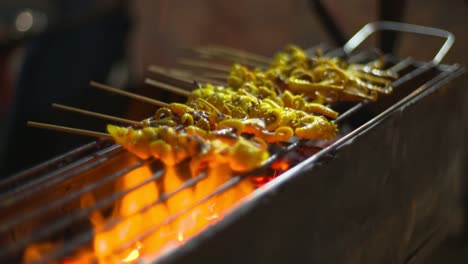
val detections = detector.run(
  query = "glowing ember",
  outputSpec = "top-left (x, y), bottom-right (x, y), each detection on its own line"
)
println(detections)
top-left (121, 242), bottom-right (141, 263)
top-left (23, 158), bottom-right (283, 264)
top-left (121, 249), bottom-right (139, 263)
top-left (23, 242), bottom-right (59, 264)
top-left (252, 159), bottom-right (290, 188)
top-left (271, 160), bottom-right (290, 171)
top-left (177, 233), bottom-right (184, 242)
top-left (93, 160), bottom-right (258, 262)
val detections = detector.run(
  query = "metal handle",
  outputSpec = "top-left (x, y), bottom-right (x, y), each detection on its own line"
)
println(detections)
top-left (343, 21), bottom-right (455, 64)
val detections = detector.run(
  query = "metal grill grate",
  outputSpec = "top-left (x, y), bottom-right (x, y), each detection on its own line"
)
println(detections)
top-left (0, 22), bottom-right (464, 264)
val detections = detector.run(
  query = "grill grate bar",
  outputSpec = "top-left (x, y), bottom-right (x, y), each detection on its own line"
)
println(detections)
top-left (36, 229), bottom-right (96, 264)
top-left (388, 57), bottom-right (414, 72)
top-left (0, 144), bottom-right (124, 207)
top-left (113, 175), bottom-right (246, 256)
top-left (0, 160), bottom-right (146, 234)
top-left (116, 57), bottom-right (445, 253)
top-left (0, 141), bottom-right (101, 191)
top-left (101, 137), bottom-right (326, 258)
top-left (32, 138), bottom-right (303, 263)
top-left (87, 139), bottom-right (303, 259)
top-left (34, 172), bottom-right (209, 264)
top-left (3, 51), bottom-right (443, 263)
top-left (0, 161), bottom-right (164, 260)
top-left (335, 102), bottom-right (364, 124)
top-left (35, 55), bottom-right (416, 261)
top-left (335, 57), bottom-right (420, 124)
top-left (393, 63), bottom-right (436, 87)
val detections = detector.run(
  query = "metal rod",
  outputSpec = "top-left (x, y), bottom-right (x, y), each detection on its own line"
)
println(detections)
top-left (24, 136), bottom-right (306, 262)
top-left (33, 170), bottom-right (208, 264)
top-left (109, 139), bottom-right (305, 256)
top-left (11, 48), bottom-right (378, 225)
top-left (113, 174), bottom-right (238, 255)
top-left (0, 163), bottom-right (165, 260)
top-left (31, 136), bottom-right (303, 262)
top-left (0, 144), bottom-right (123, 208)
top-left (35, 229), bottom-right (95, 264)
top-left (7, 50), bottom-right (448, 263)
top-left (337, 62), bottom-right (433, 125)
top-left (0, 161), bottom-right (145, 234)
top-left (344, 21), bottom-right (455, 64)
top-left (90, 81), bottom-right (169, 108)
top-left (25, 66), bottom-right (442, 264)
top-left (335, 103), bottom-right (365, 124)
top-left (0, 141), bottom-right (100, 191)
top-left (387, 57), bottom-right (413, 73)
top-left (101, 172), bottom-right (207, 234)
top-left (52, 103), bottom-right (143, 127)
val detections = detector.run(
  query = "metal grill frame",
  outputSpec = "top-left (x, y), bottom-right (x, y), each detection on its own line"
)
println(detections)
top-left (153, 57), bottom-right (466, 264)
top-left (0, 21), bottom-right (465, 264)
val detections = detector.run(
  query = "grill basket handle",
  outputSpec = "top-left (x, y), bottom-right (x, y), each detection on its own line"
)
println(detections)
top-left (343, 21), bottom-right (455, 64)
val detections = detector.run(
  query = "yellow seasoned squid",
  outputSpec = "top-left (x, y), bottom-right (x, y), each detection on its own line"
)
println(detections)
top-left (147, 84), bottom-right (337, 143)
top-left (107, 124), bottom-right (269, 174)
top-left (225, 64), bottom-right (338, 117)
top-left (105, 44), bottom-right (397, 164)
top-left (190, 81), bottom-right (338, 119)
top-left (228, 45), bottom-right (397, 104)
top-left (280, 45), bottom-right (396, 103)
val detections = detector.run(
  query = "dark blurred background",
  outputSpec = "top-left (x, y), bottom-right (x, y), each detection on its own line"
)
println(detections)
top-left (0, 0), bottom-right (466, 262)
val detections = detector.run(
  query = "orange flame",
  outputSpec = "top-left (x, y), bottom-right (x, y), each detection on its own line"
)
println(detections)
top-left (88, 161), bottom-right (255, 263)
top-left (24, 159), bottom-right (280, 263)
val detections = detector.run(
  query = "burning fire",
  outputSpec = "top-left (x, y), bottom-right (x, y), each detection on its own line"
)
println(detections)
top-left (90, 163), bottom-right (255, 263)
top-left (23, 158), bottom-right (288, 264)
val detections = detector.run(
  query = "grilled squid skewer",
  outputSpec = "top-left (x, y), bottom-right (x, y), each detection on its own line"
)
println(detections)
top-left (227, 45), bottom-right (396, 104)
top-left (107, 125), bottom-right (269, 173)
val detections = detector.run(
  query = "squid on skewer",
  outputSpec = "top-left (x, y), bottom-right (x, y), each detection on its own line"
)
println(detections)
top-left (106, 124), bottom-right (269, 174)
top-left (29, 44), bottom-right (399, 171)
top-left (147, 86), bottom-right (338, 143)
top-left (227, 45), bottom-right (397, 104)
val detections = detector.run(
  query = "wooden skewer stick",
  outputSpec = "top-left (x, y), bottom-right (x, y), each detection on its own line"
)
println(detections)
top-left (205, 46), bottom-right (271, 64)
top-left (27, 121), bottom-right (113, 140)
top-left (144, 78), bottom-right (192, 97)
top-left (194, 50), bottom-right (262, 68)
top-left (51, 103), bottom-right (143, 127)
top-left (148, 65), bottom-right (226, 86)
top-left (191, 76), bottom-right (226, 86)
top-left (148, 64), bottom-right (193, 77)
top-left (90, 81), bottom-right (169, 108)
top-left (148, 65), bottom-right (197, 85)
top-left (201, 71), bottom-right (228, 80)
top-left (195, 46), bottom-right (271, 66)
top-left (177, 58), bottom-right (231, 73)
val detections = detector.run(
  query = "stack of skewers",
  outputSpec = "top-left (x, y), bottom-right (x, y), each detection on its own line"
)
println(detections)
top-left (28, 45), bottom-right (397, 174)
